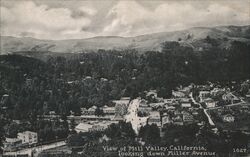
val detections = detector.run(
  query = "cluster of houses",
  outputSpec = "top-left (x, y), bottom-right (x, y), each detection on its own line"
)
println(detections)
top-left (75, 121), bottom-right (119, 133)
top-left (136, 88), bottom-right (200, 130)
top-left (3, 83), bottom-right (248, 151)
top-left (68, 87), bottom-right (202, 134)
top-left (70, 97), bottom-right (130, 133)
top-left (136, 83), bottom-right (246, 130)
top-left (3, 131), bottom-right (38, 151)
top-left (198, 85), bottom-right (242, 108)
top-left (211, 104), bottom-right (250, 124)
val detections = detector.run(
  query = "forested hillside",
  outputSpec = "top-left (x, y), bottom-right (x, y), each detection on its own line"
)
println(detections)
top-left (0, 40), bottom-right (249, 120)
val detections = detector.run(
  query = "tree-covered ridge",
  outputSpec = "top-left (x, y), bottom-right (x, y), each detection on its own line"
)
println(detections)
top-left (0, 40), bottom-right (250, 120)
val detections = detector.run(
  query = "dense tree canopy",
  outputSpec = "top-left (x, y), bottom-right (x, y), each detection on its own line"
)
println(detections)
top-left (0, 39), bottom-right (249, 121)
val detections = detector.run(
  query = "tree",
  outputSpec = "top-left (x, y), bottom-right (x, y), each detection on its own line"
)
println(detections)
top-left (95, 107), bottom-right (104, 117)
top-left (70, 119), bottom-right (77, 133)
top-left (0, 119), bottom-right (6, 154)
top-left (67, 133), bottom-right (87, 147)
top-left (162, 124), bottom-right (199, 145)
top-left (5, 122), bottom-right (20, 138)
top-left (105, 122), bottom-right (135, 139)
top-left (139, 124), bottom-right (160, 144)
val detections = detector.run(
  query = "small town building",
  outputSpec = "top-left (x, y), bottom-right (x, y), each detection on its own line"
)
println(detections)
top-left (246, 93), bottom-right (250, 101)
top-left (12, 120), bottom-right (22, 124)
top-left (182, 112), bottom-right (194, 123)
top-left (38, 111), bottom-right (60, 121)
top-left (199, 91), bottom-right (210, 102)
top-left (172, 115), bottom-right (183, 125)
top-left (191, 110), bottom-right (199, 116)
top-left (172, 90), bottom-right (185, 98)
top-left (75, 121), bottom-right (116, 133)
top-left (17, 131), bottom-right (38, 144)
top-left (162, 114), bottom-right (170, 126)
top-left (222, 114), bottom-right (235, 122)
top-left (138, 103), bottom-right (152, 113)
top-left (80, 107), bottom-right (88, 115)
top-left (112, 97), bottom-right (130, 106)
top-left (178, 86), bottom-right (191, 95)
top-left (149, 102), bottom-right (165, 109)
top-left (163, 99), bottom-right (175, 104)
top-left (148, 111), bottom-right (161, 127)
top-left (102, 105), bottom-right (116, 115)
top-left (25, 78), bottom-right (33, 87)
top-left (165, 106), bottom-right (176, 111)
top-left (146, 90), bottom-right (158, 99)
top-left (180, 98), bottom-right (191, 108)
top-left (86, 106), bottom-right (97, 115)
top-left (222, 93), bottom-right (241, 104)
top-left (3, 138), bottom-right (22, 150)
top-left (174, 110), bottom-right (182, 116)
top-left (89, 124), bottom-right (106, 132)
top-left (203, 98), bottom-right (216, 108)
top-left (210, 88), bottom-right (225, 96)
top-left (181, 102), bottom-right (191, 108)
top-left (75, 123), bottom-right (93, 133)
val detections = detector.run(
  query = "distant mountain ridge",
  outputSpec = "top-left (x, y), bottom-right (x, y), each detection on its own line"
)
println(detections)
top-left (1, 25), bottom-right (250, 54)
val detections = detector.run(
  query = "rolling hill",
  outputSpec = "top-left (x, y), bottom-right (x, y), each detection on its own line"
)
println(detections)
top-left (1, 25), bottom-right (250, 54)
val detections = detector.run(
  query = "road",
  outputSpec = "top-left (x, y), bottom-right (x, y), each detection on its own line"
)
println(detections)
top-left (189, 92), bottom-right (215, 126)
top-left (3, 141), bottom-right (66, 157)
top-left (204, 109), bottom-right (215, 126)
top-left (125, 98), bottom-right (148, 134)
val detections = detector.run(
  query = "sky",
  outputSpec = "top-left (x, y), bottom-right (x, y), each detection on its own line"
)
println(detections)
top-left (0, 0), bottom-right (250, 40)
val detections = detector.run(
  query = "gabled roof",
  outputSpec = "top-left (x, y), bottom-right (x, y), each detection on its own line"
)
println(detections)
top-left (75, 123), bottom-right (93, 132)
top-left (203, 98), bottom-right (214, 102)
top-left (5, 138), bottom-right (22, 143)
top-left (222, 114), bottom-right (234, 118)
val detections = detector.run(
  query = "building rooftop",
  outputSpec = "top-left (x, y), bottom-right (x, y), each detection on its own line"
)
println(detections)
top-left (5, 138), bottom-right (22, 143)
top-left (18, 131), bottom-right (37, 135)
top-left (75, 123), bottom-right (93, 132)
top-left (203, 98), bottom-right (215, 102)
top-left (149, 102), bottom-right (165, 108)
top-left (113, 99), bottom-right (130, 105)
top-left (149, 111), bottom-right (160, 118)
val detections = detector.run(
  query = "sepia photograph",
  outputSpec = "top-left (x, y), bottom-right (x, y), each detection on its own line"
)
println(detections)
top-left (0, 0), bottom-right (250, 156)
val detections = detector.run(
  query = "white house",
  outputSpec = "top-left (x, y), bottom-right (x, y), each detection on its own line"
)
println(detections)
top-left (17, 131), bottom-right (38, 144)
top-left (86, 106), bottom-right (97, 115)
top-left (203, 98), bottom-right (216, 108)
top-left (172, 90), bottom-right (185, 98)
top-left (75, 123), bottom-right (93, 133)
top-left (222, 114), bottom-right (235, 122)
top-left (180, 98), bottom-right (191, 108)
top-left (102, 105), bottom-right (116, 115)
